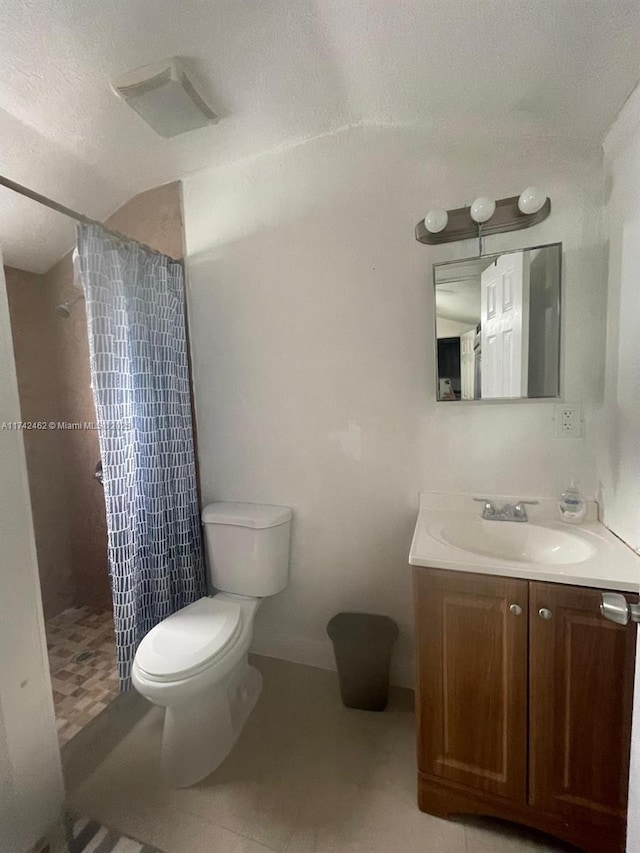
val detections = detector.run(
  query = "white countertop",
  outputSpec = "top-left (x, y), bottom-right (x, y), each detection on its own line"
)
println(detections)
top-left (409, 493), bottom-right (640, 593)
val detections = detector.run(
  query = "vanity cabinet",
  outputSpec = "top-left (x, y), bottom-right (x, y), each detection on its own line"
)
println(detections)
top-left (413, 567), bottom-right (636, 853)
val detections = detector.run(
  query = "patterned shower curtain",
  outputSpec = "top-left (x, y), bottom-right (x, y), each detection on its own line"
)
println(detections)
top-left (76, 223), bottom-right (206, 689)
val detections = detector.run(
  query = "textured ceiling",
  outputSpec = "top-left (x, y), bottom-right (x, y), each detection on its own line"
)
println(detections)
top-left (1, 0), bottom-right (640, 272)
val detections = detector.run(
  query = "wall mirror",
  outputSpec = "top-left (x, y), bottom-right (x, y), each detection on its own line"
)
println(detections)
top-left (434, 242), bottom-right (561, 401)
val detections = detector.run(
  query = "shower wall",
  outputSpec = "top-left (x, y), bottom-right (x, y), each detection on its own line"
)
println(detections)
top-left (4, 266), bottom-right (73, 617)
top-left (5, 181), bottom-right (185, 618)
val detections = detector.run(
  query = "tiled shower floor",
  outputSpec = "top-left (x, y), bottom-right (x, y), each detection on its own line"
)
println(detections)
top-left (46, 606), bottom-right (120, 746)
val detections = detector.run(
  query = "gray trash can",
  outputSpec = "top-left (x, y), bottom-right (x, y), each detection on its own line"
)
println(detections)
top-left (327, 612), bottom-right (399, 711)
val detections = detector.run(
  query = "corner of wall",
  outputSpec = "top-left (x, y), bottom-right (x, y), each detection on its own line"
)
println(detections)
top-left (0, 257), bottom-right (64, 853)
top-left (603, 80), bottom-right (640, 161)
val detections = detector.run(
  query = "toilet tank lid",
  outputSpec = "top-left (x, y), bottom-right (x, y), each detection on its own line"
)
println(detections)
top-left (202, 501), bottom-right (292, 529)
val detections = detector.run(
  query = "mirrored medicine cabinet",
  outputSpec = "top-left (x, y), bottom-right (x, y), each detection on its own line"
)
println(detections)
top-left (434, 242), bottom-right (561, 402)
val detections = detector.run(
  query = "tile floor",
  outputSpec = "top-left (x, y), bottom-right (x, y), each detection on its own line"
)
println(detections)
top-left (66, 656), bottom-right (576, 853)
top-left (46, 606), bottom-right (119, 745)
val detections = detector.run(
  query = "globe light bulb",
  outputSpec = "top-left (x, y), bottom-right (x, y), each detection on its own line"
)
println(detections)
top-left (424, 208), bottom-right (448, 234)
top-left (518, 186), bottom-right (547, 215)
top-left (470, 197), bottom-right (496, 224)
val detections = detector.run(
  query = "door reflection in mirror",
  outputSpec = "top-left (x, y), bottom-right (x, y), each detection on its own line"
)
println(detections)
top-left (434, 243), bottom-right (561, 401)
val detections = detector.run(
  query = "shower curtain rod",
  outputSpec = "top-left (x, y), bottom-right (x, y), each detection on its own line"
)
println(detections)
top-left (0, 174), bottom-right (180, 262)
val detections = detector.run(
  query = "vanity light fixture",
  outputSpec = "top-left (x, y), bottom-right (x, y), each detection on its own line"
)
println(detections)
top-left (423, 208), bottom-right (449, 234)
top-left (470, 197), bottom-right (496, 224)
top-left (470, 197), bottom-right (496, 255)
top-left (416, 187), bottom-right (551, 249)
top-left (518, 186), bottom-right (548, 215)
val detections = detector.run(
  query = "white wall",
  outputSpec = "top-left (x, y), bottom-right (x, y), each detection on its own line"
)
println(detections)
top-left (0, 259), bottom-right (64, 852)
top-left (183, 124), bottom-right (605, 685)
top-left (599, 87), bottom-right (640, 853)
top-left (598, 90), bottom-right (640, 553)
top-left (436, 318), bottom-right (474, 339)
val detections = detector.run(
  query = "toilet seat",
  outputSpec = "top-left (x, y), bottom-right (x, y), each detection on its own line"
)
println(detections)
top-left (135, 596), bottom-right (244, 682)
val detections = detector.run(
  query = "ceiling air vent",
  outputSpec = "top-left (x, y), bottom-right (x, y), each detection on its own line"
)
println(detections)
top-left (111, 58), bottom-right (218, 138)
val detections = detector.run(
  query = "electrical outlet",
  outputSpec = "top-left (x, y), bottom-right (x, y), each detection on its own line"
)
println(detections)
top-left (554, 403), bottom-right (583, 438)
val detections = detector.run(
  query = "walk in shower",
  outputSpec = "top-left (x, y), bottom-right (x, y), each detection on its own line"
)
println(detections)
top-left (2, 175), bottom-right (186, 748)
top-left (4, 256), bottom-right (117, 746)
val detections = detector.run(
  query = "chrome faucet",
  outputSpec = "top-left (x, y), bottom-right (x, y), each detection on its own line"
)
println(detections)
top-left (473, 498), bottom-right (538, 522)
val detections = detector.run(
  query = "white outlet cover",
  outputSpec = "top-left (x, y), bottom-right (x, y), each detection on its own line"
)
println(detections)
top-left (554, 403), bottom-right (583, 438)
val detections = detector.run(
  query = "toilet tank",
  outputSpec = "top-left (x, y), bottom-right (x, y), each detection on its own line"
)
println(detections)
top-left (201, 502), bottom-right (292, 597)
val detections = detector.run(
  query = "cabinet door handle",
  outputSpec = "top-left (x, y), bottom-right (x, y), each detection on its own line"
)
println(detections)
top-left (538, 608), bottom-right (553, 620)
top-left (509, 604), bottom-right (523, 615)
top-left (600, 593), bottom-right (640, 625)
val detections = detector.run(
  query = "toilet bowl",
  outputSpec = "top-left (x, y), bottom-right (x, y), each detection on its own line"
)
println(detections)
top-left (131, 502), bottom-right (292, 788)
top-left (131, 592), bottom-right (263, 787)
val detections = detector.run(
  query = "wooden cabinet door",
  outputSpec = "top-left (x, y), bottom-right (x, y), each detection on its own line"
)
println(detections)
top-left (414, 568), bottom-right (528, 801)
top-left (529, 582), bottom-right (636, 828)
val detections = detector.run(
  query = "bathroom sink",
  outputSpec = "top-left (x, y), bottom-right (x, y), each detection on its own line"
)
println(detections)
top-left (437, 518), bottom-right (595, 565)
top-left (409, 493), bottom-right (640, 592)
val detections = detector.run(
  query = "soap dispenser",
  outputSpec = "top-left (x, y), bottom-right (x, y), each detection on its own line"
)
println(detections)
top-left (558, 480), bottom-right (586, 524)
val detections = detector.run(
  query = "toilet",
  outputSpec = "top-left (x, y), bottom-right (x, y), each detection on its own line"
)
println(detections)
top-left (131, 501), bottom-right (292, 788)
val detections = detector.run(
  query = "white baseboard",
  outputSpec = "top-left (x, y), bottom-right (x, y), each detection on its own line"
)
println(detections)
top-left (251, 632), bottom-right (415, 690)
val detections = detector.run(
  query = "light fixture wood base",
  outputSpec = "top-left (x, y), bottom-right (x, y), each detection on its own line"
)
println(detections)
top-left (415, 195), bottom-right (551, 245)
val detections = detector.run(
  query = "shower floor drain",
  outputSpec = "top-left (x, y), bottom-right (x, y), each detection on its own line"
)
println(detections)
top-left (73, 650), bottom-right (96, 664)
